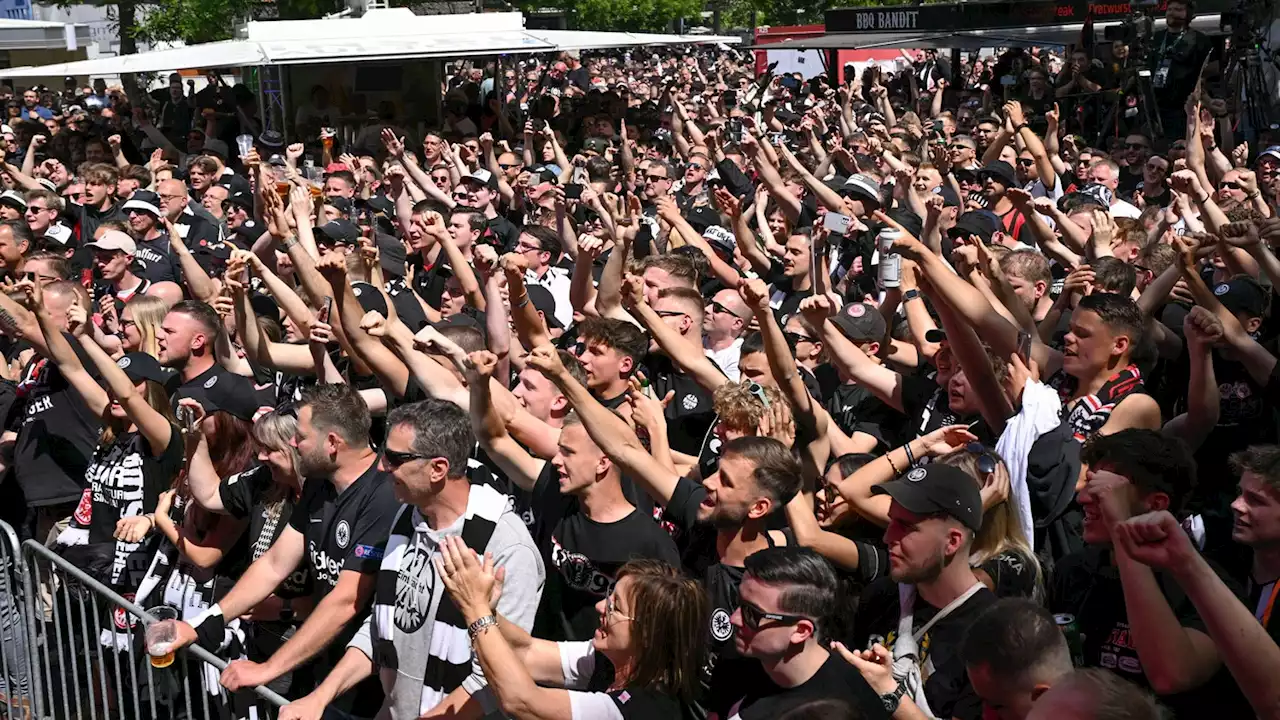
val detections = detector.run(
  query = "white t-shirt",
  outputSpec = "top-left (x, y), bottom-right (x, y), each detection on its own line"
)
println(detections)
top-left (559, 641), bottom-right (625, 720)
top-left (1110, 199), bottom-right (1142, 219)
top-left (705, 337), bottom-right (743, 382)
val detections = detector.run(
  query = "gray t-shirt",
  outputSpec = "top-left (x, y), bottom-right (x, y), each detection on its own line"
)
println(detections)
top-left (348, 504), bottom-right (545, 720)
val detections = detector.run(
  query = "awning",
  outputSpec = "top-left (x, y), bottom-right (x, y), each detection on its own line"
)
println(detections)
top-left (751, 14), bottom-right (1221, 52)
top-left (2, 40), bottom-right (267, 78)
top-left (2, 9), bottom-right (735, 78)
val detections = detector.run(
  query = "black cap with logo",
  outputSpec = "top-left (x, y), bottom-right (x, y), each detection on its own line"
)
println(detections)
top-left (872, 463), bottom-right (983, 532)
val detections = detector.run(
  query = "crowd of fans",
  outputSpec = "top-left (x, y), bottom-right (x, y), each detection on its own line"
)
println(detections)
top-left (0, 3), bottom-right (1279, 718)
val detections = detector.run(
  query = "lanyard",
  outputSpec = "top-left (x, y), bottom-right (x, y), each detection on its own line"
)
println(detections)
top-left (1258, 580), bottom-right (1280, 627)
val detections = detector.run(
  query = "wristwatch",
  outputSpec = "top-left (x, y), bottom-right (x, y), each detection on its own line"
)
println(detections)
top-left (468, 615), bottom-right (498, 641)
top-left (903, 289), bottom-right (921, 302)
top-left (881, 681), bottom-right (908, 713)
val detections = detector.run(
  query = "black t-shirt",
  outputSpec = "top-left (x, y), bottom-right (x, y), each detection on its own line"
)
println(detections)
top-left (220, 464), bottom-right (311, 598)
top-left (824, 382), bottom-right (900, 451)
top-left (85, 424), bottom-right (184, 589)
top-left (174, 210), bottom-right (221, 250)
top-left (1049, 546), bottom-right (1252, 718)
top-left (9, 344), bottom-right (104, 507)
top-left (172, 363), bottom-right (246, 408)
top-left (727, 653), bottom-right (889, 720)
top-left (285, 458), bottom-right (399, 715)
top-left (536, 469), bottom-right (680, 640)
top-left (899, 374), bottom-right (996, 446)
top-left (134, 235), bottom-right (183, 285)
top-left (1194, 352), bottom-right (1277, 499)
top-left (852, 579), bottom-right (995, 720)
top-left (645, 353), bottom-right (718, 456)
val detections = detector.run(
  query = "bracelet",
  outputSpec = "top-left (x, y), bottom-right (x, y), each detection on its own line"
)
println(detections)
top-left (903, 289), bottom-right (921, 302)
top-left (514, 294), bottom-right (530, 309)
top-left (1014, 122), bottom-right (1029, 133)
top-left (887, 454), bottom-right (900, 477)
top-left (904, 442), bottom-right (916, 467)
top-left (468, 615), bottom-right (498, 641)
top-left (1248, 191), bottom-right (1262, 200)
top-left (282, 237), bottom-right (299, 250)
top-left (1204, 144), bottom-right (1217, 151)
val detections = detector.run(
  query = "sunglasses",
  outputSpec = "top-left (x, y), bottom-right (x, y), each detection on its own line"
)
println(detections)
top-left (382, 448), bottom-right (434, 468)
top-left (738, 601), bottom-right (808, 632)
top-left (498, 163), bottom-right (521, 170)
top-left (965, 442), bottom-right (997, 476)
top-left (644, 174), bottom-right (670, 182)
top-left (746, 381), bottom-right (771, 408)
top-left (709, 300), bottom-right (744, 319)
top-left (784, 330), bottom-right (815, 346)
top-left (687, 163), bottom-right (705, 171)
top-left (1016, 158), bottom-right (1034, 167)
top-left (1219, 181), bottom-right (1243, 191)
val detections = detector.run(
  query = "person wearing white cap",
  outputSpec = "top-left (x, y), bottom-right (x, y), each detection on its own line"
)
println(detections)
top-left (88, 228), bottom-right (150, 307)
top-left (123, 189), bottom-right (183, 286)
top-left (0, 190), bottom-right (26, 221)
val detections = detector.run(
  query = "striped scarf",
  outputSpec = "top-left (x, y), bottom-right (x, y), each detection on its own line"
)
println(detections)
top-left (372, 483), bottom-right (507, 712)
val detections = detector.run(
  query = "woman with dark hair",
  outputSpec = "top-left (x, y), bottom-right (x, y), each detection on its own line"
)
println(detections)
top-left (438, 541), bottom-right (707, 720)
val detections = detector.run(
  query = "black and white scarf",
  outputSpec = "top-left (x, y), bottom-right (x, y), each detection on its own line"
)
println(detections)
top-left (373, 483), bottom-right (507, 711)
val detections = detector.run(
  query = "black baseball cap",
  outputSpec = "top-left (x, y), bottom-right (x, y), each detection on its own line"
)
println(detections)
top-left (830, 301), bottom-right (887, 343)
top-left (116, 352), bottom-right (176, 387)
top-left (376, 232), bottom-right (406, 278)
top-left (524, 284), bottom-right (563, 330)
top-left (182, 371), bottom-right (274, 422)
top-left (979, 161), bottom-right (1017, 189)
top-left (351, 281), bottom-right (389, 316)
top-left (314, 219), bottom-right (359, 246)
top-left (872, 463), bottom-right (983, 532)
top-left (1213, 275), bottom-right (1267, 318)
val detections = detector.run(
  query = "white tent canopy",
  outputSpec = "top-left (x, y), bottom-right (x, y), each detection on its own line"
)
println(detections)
top-left (1, 9), bottom-right (737, 78)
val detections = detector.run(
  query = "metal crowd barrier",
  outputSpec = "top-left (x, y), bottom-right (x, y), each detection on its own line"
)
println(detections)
top-left (0, 520), bottom-right (289, 720)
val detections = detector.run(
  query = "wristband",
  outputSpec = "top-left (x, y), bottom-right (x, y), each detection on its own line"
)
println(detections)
top-left (514, 294), bottom-right (530, 309)
top-left (904, 442), bottom-right (917, 467)
top-left (190, 604), bottom-right (226, 652)
top-left (903, 289), bottom-right (921, 302)
top-left (1203, 144), bottom-right (1217, 151)
top-left (1014, 123), bottom-right (1029, 133)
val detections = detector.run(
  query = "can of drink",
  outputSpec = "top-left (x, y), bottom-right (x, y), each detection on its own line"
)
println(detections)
top-left (878, 227), bottom-right (902, 289)
top-left (1054, 613), bottom-right (1085, 667)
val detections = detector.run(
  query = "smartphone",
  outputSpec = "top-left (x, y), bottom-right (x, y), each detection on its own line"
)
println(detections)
top-left (176, 405), bottom-right (198, 433)
top-left (728, 118), bottom-right (744, 144)
top-left (822, 212), bottom-right (852, 235)
top-left (320, 296), bottom-right (333, 324)
top-left (564, 184), bottom-right (584, 200)
top-left (1016, 330), bottom-right (1033, 361)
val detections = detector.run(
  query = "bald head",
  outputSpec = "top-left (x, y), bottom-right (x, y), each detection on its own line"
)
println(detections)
top-left (158, 178), bottom-right (189, 221)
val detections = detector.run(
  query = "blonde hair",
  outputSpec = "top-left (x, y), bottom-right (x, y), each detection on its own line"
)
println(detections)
top-left (936, 447), bottom-right (1042, 592)
top-left (124, 294), bottom-right (168, 358)
top-left (712, 381), bottom-right (786, 435)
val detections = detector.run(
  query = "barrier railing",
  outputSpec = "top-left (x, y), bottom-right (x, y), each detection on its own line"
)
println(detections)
top-left (0, 527), bottom-right (288, 720)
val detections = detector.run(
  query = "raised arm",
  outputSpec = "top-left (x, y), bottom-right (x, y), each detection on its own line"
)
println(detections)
top-left (525, 344), bottom-right (681, 508)
top-left (619, 274), bottom-right (729, 395)
top-left (464, 351), bottom-right (546, 492)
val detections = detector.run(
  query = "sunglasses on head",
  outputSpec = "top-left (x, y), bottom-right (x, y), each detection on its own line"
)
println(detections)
top-left (965, 442), bottom-right (997, 475)
top-left (745, 381), bottom-right (771, 408)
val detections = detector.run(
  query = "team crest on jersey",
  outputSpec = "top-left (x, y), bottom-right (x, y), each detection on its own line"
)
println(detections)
top-left (335, 520), bottom-right (351, 548)
top-left (204, 375), bottom-right (218, 389)
top-left (682, 394), bottom-right (699, 411)
top-left (710, 608), bottom-right (733, 641)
